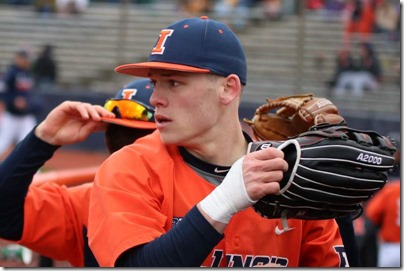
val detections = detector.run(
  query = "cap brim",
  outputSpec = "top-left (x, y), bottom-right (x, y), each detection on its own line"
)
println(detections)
top-left (115, 62), bottom-right (210, 77)
top-left (101, 117), bottom-right (156, 130)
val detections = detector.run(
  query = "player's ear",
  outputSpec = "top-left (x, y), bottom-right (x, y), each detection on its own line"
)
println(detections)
top-left (220, 74), bottom-right (241, 105)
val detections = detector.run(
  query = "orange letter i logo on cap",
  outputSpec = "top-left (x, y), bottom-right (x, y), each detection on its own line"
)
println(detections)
top-left (121, 89), bottom-right (137, 99)
top-left (151, 29), bottom-right (174, 55)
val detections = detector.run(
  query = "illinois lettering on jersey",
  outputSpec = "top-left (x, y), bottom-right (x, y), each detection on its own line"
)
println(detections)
top-left (206, 249), bottom-right (289, 267)
top-left (172, 214), bottom-right (348, 267)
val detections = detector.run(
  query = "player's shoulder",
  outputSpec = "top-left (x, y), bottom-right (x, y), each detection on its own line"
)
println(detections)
top-left (381, 179), bottom-right (400, 195)
top-left (387, 179), bottom-right (400, 187)
top-left (104, 130), bottom-right (175, 169)
top-left (376, 179), bottom-right (400, 194)
top-left (124, 130), bottom-right (168, 155)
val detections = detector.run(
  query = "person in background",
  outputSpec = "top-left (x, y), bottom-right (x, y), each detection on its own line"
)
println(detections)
top-left (32, 44), bottom-right (58, 92)
top-left (373, 0), bottom-right (400, 41)
top-left (0, 79), bottom-right (156, 267)
top-left (332, 42), bottom-right (381, 97)
top-left (355, 42), bottom-right (382, 90)
top-left (363, 140), bottom-right (400, 267)
top-left (0, 49), bottom-right (41, 160)
top-left (343, 0), bottom-right (376, 45)
top-left (364, 178), bottom-right (400, 267)
top-left (327, 48), bottom-right (356, 94)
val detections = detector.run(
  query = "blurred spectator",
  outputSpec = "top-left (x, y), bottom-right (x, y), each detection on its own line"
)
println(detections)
top-left (7, 0), bottom-right (32, 5)
top-left (178, 0), bottom-right (213, 16)
top-left (34, 0), bottom-right (57, 15)
top-left (323, 0), bottom-right (346, 17)
top-left (306, 0), bottom-right (324, 10)
top-left (364, 178), bottom-right (400, 267)
top-left (0, 50), bottom-right (41, 160)
top-left (325, 0), bottom-right (345, 11)
top-left (32, 44), bottom-right (58, 92)
top-left (56, 0), bottom-right (89, 16)
top-left (356, 42), bottom-right (382, 84)
top-left (343, 0), bottom-right (376, 45)
top-left (327, 49), bottom-right (356, 92)
top-left (213, 0), bottom-right (254, 30)
top-left (332, 42), bottom-right (381, 97)
top-left (261, 0), bottom-right (282, 21)
top-left (373, 0), bottom-right (400, 41)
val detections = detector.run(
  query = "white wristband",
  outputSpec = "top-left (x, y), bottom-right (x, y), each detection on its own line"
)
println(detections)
top-left (199, 156), bottom-right (257, 224)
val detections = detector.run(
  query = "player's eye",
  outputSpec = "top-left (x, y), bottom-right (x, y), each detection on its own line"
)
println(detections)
top-left (104, 99), bottom-right (154, 121)
top-left (168, 80), bottom-right (180, 87)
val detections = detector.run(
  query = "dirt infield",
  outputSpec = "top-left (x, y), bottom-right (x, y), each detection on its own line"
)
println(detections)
top-left (0, 148), bottom-right (108, 267)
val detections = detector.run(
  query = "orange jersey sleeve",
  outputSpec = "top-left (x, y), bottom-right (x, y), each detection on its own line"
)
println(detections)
top-left (88, 131), bottom-right (346, 267)
top-left (365, 180), bottom-right (400, 242)
top-left (17, 182), bottom-right (92, 267)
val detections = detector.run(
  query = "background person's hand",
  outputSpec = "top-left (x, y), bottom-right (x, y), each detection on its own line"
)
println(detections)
top-left (35, 101), bottom-right (115, 146)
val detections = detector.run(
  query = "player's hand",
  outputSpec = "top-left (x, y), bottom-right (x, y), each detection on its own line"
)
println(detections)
top-left (198, 147), bottom-right (288, 229)
top-left (35, 101), bottom-right (115, 146)
top-left (242, 147), bottom-right (288, 201)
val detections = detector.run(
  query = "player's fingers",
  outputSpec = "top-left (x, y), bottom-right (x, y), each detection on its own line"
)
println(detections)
top-left (249, 146), bottom-right (284, 160)
top-left (60, 101), bottom-right (91, 120)
top-left (82, 104), bottom-right (115, 120)
top-left (247, 169), bottom-right (284, 185)
top-left (91, 105), bottom-right (115, 119)
top-left (78, 103), bottom-right (103, 120)
top-left (243, 163), bottom-right (285, 200)
top-left (247, 179), bottom-right (281, 200)
top-left (74, 103), bottom-right (113, 121)
top-left (244, 155), bottom-right (288, 173)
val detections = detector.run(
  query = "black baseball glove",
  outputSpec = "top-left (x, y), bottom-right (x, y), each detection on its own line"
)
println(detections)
top-left (248, 124), bottom-right (397, 220)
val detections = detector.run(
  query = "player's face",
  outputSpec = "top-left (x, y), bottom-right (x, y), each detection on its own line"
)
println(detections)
top-left (149, 70), bottom-right (224, 146)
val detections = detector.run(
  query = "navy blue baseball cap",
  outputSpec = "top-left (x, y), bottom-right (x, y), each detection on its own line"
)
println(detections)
top-left (101, 78), bottom-right (156, 129)
top-left (115, 16), bottom-right (247, 85)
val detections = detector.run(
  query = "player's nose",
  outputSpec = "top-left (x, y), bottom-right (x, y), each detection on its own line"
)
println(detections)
top-left (149, 84), bottom-right (167, 108)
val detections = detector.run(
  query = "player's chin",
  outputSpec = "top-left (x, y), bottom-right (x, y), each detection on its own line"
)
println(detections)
top-left (159, 131), bottom-right (182, 145)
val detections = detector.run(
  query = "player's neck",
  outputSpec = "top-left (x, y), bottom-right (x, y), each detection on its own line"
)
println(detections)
top-left (184, 126), bottom-right (248, 166)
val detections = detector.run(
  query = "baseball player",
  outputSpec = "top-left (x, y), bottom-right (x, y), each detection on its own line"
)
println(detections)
top-left (0, 79), bottom-right (156, 267)
top-left (365, 178), bottom-right (400, 267)
top-left (0, 49), bottom-right (41, 159)
top-left (88, 16), bottom-right (348, 267)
